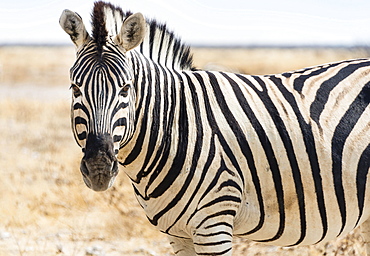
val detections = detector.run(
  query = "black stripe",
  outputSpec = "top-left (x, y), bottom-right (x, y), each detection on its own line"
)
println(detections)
top-left (191, 72), bottom-right (255, 226)
top-left (217, 179), bottom-right (242, 194)
top-left (233, 74), bottom-right (287, 241)
top-left (135, 67), bottom-right (176, 184)
top-left (164, 72), bottom-right (206, 233)
top-left (102, 62), bottom-right (119, 108)
top-left (147, 72), bottom-right (188, 199)
top-left (149, 21), bottom-right (157, 60)
top-left (147, 72), bottom-right (192, 226)
top-left (206, 72), bottom-right (249, 181)
top-left (131, 53), bottom-right (145, 108)
top-left (165, 34), bottom-right (174, 67)
top-left (291, 59), bottom-right (366, 92)
top-left (195, 231), bottom-right (232, 237)
top-left (139, 63), bottom-right (161, 178)
top-left (139, 39), bottom-right (144, 53)
top-left (113, 135), bottom-right (122, 143)
top-left (112, 117), bottom-right (127, 129)
top-left (157, 24), bottom-right (166, 63)
top-left (91, 70), bottom-right (98, 115)
top-left (73, 103), bottom-right (90, 119)
top-left (293, 63), bottom-right (341, 93)
top-left (197, 159), bottom-right (235, 206)
top-left (356, 144), bottom-right (370, 227)
top-left (310, 61), bottom-right (370, 126)
top-left (178, 73), bottom-right (249, 232)
top-left (74, 116), bottom-right (87, 125)
top-left (172, 40), bottom-right (181, 69)
top-left (194, 240), bottom-right (231, 246)
top-left (196, 247), bottom-right (232, 256)
top-left (198, 195), bottom-right (241, 211)
top-left (254, 75), bottom-right (306, 243)
top-left (148, 72), bottom-right (202, 223)
top-left (332, 81), bottom-right (370, 235)
top-left (197, 73), bottom-right (245, 183)
top-left (83, 69), bottom-right (95, 130)
top-left (104, 55), bottom-right (128, 80)
top-left (205, 222), bottom-right (233, 230)
top-left (123, 57), bottom-right (153, 171)
top-left (101, 68), bottom-right (110, 109)
top-left (72, 52), bottom-right (95, 80)
top-left (174, 134), bottom-right (216, 231)
top-left (187, 160), bottom-right (240, 227)
top-left (227, 73), bottom-right (282, 236)
top-left (110, 102), bottom-right (129, 123)
top-left (196, 210), bottom-right (236, 230)
top-left (77, 131), bottom-right (87, 140)
top-left (270, 75), bottom-right (328, 245)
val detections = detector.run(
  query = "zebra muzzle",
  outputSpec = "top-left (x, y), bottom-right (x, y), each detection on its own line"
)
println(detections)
top-left (80, 133), bottom-right (119, 191)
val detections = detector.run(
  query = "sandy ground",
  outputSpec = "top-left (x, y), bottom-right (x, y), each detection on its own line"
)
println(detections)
top-left (0, 46), bottom-right (369, 255)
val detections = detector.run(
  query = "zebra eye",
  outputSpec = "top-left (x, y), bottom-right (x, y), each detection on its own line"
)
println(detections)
top-left (70, 84), bottom-right (82, 98)
top-left (120, 84), bottom-right (130, 97)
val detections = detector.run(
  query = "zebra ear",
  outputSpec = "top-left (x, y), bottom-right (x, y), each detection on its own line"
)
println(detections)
top-left (115, 13), bottom-right (146, 52)
top-left (59, 9), bottom-right (90, 48)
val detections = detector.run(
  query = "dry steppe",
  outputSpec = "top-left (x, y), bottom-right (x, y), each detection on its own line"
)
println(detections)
top-left (0, 45), bottom-right (369, 255)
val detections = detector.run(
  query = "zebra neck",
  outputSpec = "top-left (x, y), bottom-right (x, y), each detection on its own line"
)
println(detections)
top-left (118, 51), bottom-right (186, 185)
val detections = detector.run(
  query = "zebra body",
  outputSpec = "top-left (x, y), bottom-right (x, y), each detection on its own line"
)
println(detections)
top-left (123, 58), bottom-right (370, 247)
top-left (60, 2), bottom-right (370, 255)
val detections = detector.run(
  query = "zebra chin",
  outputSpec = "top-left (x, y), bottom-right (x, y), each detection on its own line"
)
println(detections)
top-left (80, 133), bottom-right (119, 192)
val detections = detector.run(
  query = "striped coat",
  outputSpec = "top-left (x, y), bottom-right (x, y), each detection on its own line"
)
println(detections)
top-left (60, 2), bottom-right (370, 255)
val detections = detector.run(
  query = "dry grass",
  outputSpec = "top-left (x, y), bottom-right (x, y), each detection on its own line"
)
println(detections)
top-left (192, 47), bottom-right (370, 75)
top-left (0, 46), bottom-right (74, 87)
top-left (0, 45), bottom-right (369, 255)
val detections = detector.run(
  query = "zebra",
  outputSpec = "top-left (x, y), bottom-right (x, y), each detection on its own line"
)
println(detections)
top-left (59, 1), bottom-right (370, 255)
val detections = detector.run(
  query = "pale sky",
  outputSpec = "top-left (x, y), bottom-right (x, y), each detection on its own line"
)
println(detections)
top-left (2, 0), bottom-right (370, 46)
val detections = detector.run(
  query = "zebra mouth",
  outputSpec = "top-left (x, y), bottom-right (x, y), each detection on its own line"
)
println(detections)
top-left (80, 158), bottom-right (118, 191)
top-left (80, 132), bottom-right (119, 192)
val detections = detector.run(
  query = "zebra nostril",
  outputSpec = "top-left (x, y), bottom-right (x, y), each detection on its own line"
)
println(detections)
top-left (80, 160), bottom-right (89, 176)
top-left (111, 160), bottom-right (118, 175)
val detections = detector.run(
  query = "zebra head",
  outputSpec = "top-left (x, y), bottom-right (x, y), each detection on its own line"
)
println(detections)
top-left (59, 8), bottom-right (146, 191)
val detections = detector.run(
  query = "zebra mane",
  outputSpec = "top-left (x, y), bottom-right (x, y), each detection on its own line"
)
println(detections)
top-left (91, 1), bottom-right (194, 70)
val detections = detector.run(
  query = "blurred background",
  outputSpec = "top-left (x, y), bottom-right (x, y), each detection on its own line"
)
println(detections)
top-left (1, 0), bottom-right (370, 255)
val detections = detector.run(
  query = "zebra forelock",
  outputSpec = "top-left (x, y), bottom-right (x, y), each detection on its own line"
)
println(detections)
top-left (91, 1), bottom-right (108, 56)
top-left (91, 1), bottom-right (129, 58)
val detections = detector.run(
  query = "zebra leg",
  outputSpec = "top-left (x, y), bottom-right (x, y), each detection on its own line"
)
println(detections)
top-left (192, 219), bottom-right (234, 256)
top-left (168, 236), bottom-right (197, 256)
top-left (360, 218), bottom-right (370, 255)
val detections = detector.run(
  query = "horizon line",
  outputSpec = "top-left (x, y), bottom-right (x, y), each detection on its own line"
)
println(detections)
top-left (1, 42), bottom-right (370, 49)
